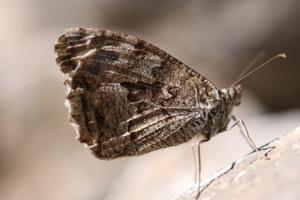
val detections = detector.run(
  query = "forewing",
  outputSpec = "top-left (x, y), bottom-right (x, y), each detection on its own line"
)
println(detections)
top-left (55, 27), bottom-right (218, 159)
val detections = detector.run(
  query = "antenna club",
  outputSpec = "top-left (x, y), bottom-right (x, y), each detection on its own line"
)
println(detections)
top-left (278, 53), bottom-right (287, 59)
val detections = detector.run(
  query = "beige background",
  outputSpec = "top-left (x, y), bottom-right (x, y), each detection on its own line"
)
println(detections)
top-left (0, 0), bottom-right (299, 200)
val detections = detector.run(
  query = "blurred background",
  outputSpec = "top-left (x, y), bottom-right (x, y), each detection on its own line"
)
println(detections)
top-left (1, 0), bottom-right (299, 199)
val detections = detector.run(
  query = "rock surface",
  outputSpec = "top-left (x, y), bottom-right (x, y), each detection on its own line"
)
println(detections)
top-left (198, 127), bottom-right (300, 200)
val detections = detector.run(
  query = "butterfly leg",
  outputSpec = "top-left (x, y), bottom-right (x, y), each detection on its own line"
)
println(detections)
top-left (191, 138), bottom-right (202, 199)
top-left (228, 115), bottom-right (265, 158)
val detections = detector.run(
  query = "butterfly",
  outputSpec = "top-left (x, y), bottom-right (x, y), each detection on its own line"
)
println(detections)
top-left (54, 27), bottom-right (272, 160)
top-left (55, 28), bottom-right (286, 199)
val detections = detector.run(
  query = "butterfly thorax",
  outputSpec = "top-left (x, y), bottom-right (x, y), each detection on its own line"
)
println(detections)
top-left (198, 84), bottom-right (242, 140)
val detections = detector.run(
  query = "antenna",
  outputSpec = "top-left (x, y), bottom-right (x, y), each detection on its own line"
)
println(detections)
top-left (237, 51), bottom-right (267, 79)
top-left (231, 53), bottom-right (286, 87)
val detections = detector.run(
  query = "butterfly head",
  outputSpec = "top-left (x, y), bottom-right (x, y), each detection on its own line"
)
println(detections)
top-left (228, 84), bottom-right (242, 106)
top-left (226, 53), bottom-right (286, 107)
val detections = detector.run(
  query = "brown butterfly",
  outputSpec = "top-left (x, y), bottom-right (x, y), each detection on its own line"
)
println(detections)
top-left (55, 27), bottom-right (283, 197)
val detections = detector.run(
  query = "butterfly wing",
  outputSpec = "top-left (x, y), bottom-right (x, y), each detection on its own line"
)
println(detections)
top-left (55, 28), bottom-right (219, 159)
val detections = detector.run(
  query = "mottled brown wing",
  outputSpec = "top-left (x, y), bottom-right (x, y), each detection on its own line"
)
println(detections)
top-left (55, 27), bottom-right (218, 159)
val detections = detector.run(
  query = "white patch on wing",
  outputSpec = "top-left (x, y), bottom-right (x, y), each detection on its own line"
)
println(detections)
top-left (81, 48), bottom-right (97, 58)
top-left (101, 42), bottom-right (135, 52)
top-left (111, 58), bottom-right (130, 65)
top-left (71, 122), bottom-right (81, 140)
top-left (118, 42), bottom-right (135, 50)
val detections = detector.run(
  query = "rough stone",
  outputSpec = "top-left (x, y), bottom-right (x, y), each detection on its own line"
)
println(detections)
top-left (198, 127), bottom-right (300, 200)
